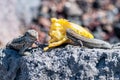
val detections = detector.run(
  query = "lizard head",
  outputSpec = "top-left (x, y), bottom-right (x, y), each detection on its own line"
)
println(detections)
top-left (25, 29), bottom-right (38, 40)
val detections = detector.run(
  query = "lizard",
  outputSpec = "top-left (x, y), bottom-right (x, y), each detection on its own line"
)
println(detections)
top-left (66, 28), bottom-right (116, 49)
top-left (6, 29), bottom-right (39, 56)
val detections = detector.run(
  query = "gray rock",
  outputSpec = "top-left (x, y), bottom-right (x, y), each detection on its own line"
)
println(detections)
top-left (1, 45), bottom-right (120, 80)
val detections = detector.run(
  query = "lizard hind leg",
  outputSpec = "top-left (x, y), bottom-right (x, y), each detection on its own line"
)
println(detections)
top-left (77, 40), bottom-right (83, 47)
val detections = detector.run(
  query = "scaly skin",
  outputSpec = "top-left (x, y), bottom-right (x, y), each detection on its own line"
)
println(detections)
top-left (44, 18), bottom-right (94, 51)
top-left (66, 29), bottom-right (112, 49)
top-left (66, 29), bottom-right (120, 49)
top-left (6, 29), bottom-right (38, 56)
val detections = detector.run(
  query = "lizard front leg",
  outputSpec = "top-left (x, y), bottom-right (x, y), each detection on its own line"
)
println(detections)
top-left (66, 30), bottom-right (83, 47)
top-left (18, 43), bottom-right (32, 56)
top-left (77, 40), bottom-right (83, 47)
top-left (19, 47), bottom-right (32, 56)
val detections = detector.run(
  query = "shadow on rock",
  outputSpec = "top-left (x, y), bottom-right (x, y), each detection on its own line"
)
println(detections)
top-left (0, 48), bottom-right (21, 80)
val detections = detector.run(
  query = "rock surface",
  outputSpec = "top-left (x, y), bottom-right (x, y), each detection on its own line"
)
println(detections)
top-left (0, 45), bottom-right (120, 80)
